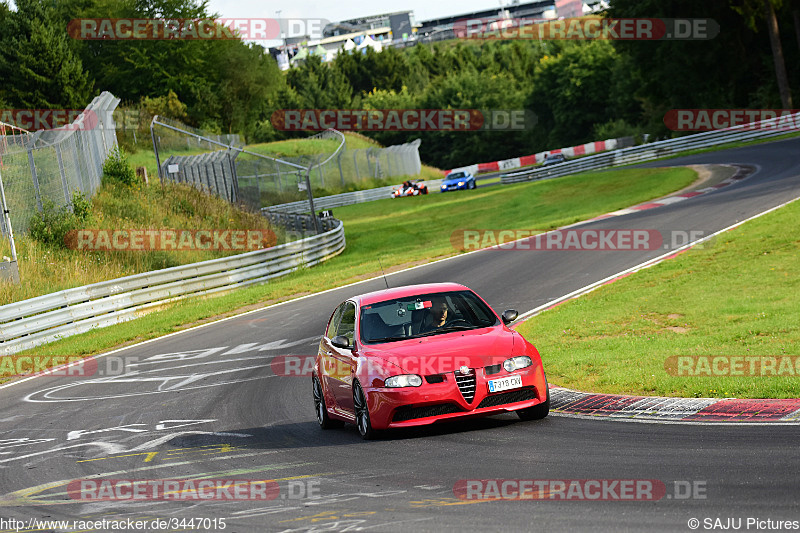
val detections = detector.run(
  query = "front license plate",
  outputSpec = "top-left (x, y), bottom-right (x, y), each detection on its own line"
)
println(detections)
top-left (487, 374), bottom-right (522, 393)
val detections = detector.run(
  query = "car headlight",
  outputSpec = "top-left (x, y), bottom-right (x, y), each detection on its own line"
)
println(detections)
top-left (441, 184), bottom-right (447, 189)
top-left (503, 356), bottom-right (532, 372)
top-left (458, 181), bottom-right (464, 186)
top-left (384, 374), bottom-right (423, 388)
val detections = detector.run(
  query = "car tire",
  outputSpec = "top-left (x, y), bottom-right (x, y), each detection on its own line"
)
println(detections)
top-left (353, 381), bottom-right (379, 440)
top-left (516, 385), bottom-right (550, 421)
top-left (313, 375), bottom-right (344, 429)
top-left (470, 180), bottom-right (476, 189)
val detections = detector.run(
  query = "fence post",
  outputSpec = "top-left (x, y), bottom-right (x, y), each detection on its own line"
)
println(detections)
top-left (0, 168), bottom-right (18, 263)
top-left (337, 150), bottom-right (345, 186)
top-left (26, 134), bottom-right (43, 213)
top-left (55, 145), bottom-right (73, 212)
top-left (70, 138), bottom-right (86, 193)
top-left (353, 150), bottom-right (360, 180)
top-left (304, 166), bottom-right (320, 234)
top-left (227, 146), bottom-right (240, 203)
top-left (151, 115), bottom-right (163, 182)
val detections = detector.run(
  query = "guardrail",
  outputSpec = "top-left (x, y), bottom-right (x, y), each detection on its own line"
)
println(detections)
top-left (0, 220), bottom-right (345, 356)
top-left (261, 212), bottom-right (340, 234)
top-left (265, 179), bottom-right (444, 214)
top-left (502, 119), bottom-right (798, 184)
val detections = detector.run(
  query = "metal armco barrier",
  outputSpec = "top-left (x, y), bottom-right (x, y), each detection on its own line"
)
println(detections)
top-left (501, 118), bottom-right (798, 184)
top-left (261, 211), bottom-right (339, 234)
top-left (0, 220), bottom-right (345, 356)
top-left (265, 179), bottom-right (444, 214)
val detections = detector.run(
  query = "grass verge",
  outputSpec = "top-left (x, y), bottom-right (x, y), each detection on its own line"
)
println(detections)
top-left (0, 166), bottom-right (697, 382)
top-left (515, 198), bottom-right (800, 399)
top-left (0, 180), bottom-right (282, 305)
top-left (126, 132), bottom-right (443, 200)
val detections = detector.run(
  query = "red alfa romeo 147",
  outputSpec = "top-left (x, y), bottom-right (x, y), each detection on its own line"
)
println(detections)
top-left (312, 282), bottom-right (549, 439)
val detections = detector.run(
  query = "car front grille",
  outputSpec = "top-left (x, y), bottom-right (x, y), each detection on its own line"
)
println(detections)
top-left (455, 368), bottom-right (476, 403)
top-left (476, 387), bottom-right (538, 409)
top-left (392, 403), bottom-right (462, 422)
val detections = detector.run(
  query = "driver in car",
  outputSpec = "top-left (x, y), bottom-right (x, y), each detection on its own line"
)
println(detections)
top-left (420, 296), bottom-right (450, 332)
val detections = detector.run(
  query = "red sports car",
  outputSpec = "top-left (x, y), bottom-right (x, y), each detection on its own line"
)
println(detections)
top-left (312, 283), bottom-right (549, 439)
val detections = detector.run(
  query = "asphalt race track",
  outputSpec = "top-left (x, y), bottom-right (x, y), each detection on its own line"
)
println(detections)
top-left (1, 139), bottom-right (799, 532)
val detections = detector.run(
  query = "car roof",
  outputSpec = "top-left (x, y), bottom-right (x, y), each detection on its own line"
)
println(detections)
top-left (354, 282), bottom-right (471, 306)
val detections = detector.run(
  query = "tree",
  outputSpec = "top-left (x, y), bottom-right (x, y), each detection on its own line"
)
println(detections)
top-left (285, 55), bottom-right (352, 109)
top-left (0, 0), bottom-right (93, 109)
top-left (733, 0), bottom-right (794, 107)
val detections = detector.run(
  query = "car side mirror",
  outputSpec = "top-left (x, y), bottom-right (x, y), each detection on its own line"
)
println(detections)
top-left (501, 310), bottom-right (518, 325)
top-left (331, 335), bottom-right (350, 349)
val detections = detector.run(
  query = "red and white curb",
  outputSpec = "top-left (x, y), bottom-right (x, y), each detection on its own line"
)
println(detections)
top-left (445, 138), bottom-right (621, 176)
top-left (549, 386), bottom-right (800, 424)
top-left (589, 164), bottom-right (754, 221)
top-left (507, 165), bottom-right (773, 323)
top-left (509, 179), bottom-right (800, 424)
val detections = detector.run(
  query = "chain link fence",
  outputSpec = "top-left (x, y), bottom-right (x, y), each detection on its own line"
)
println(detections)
top-left (240, 133), bottom-right (422, 204)
top-left (0, 92), bottom-right (120, 237)
top-left (151, 118), bottom-right (423, 217)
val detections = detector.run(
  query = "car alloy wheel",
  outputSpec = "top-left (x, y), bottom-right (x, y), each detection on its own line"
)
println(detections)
top-left (353, 381), bottom-right (377, 440)
top-left (313, 375), bottom-right (343, 429)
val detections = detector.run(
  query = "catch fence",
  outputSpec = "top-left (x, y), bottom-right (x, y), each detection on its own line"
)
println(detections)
top-left (150, 117), bottom-right (423, 216)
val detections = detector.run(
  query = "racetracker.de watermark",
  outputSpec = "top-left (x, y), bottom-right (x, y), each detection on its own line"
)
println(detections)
top-left (664, 355), bottom-right (800, 377)
top-left (0, 355), bottom-right (97, 379)
top-left (67, 18), bottom-right (328, 40)
top-left (0, 109), bottom-right (98, 131)
top-left (67, 478), bottom-right (320, 501)
top-left (454, 17), bottom-right (719, 40)
top-left (664, 109), bottom-right (800, 131)
top-left (450, 229), bottom-right (709, 252)
top-left (453, 479), bottom-right (707, 501)
top-left (64, 229), bottom-right (277, 252)
top-left (271, 355), bottom-right (498, 377)
top-left (270, 109), bottom-right (536, 132)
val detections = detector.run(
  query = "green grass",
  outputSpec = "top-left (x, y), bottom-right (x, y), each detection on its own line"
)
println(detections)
top-left (123, 132), bottom-right (443, 204)
top-left (330, 167), bottom-right (697, 266)
top-left (247, 132), bottom-right (379, 157)
top-left (516, 199), bottom-right (800, 399)
top-left (1, 166), bottom-right (697, 379)
top-left (0, 180), bottom-right (282, 305)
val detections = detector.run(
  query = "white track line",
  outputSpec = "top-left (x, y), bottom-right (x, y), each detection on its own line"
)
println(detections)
top-left (511, 193), bottom-right (800, 325)
top-left (2, 182), bottom-right (795, 394)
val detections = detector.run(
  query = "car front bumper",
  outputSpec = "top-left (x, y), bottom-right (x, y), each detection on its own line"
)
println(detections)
top-left (365, 364), bottom-right (547, 430)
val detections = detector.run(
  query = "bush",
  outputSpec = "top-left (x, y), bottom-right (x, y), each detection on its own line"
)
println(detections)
top-left (593, 118), bottom-right (640, 140)
top-left (103, 146), bottom-right (136, 187)
top-left (28, 192), bottom-right (93, 249)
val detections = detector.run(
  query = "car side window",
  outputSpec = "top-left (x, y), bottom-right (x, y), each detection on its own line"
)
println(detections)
top-left (335, 302), bottom-right (356, 345)
top-left (326, 304), bottom-right (345, 339)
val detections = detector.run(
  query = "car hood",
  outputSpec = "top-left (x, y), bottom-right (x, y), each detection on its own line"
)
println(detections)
top-left (362, 327), bottom-right (518, 375)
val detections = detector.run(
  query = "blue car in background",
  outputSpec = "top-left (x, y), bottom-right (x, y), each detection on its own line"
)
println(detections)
top-left (441, 170), bottom-right (477, 192)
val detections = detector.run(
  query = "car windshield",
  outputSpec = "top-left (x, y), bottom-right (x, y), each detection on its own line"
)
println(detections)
top-left (447, 172), bottom-right (465, 179)
top-left (360, 290), bottom-right (498, 344)
top-left (545, 155), bottom-right (562, 161)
